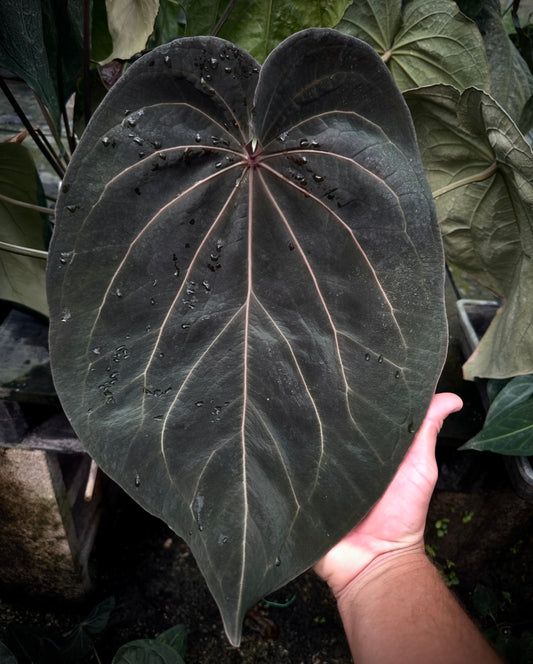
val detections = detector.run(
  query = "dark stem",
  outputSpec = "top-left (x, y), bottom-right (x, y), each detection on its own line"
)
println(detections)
top-left (83, 0), bottom-right (92, 129)
top-left (56, 0), bottom-right (76, 154)
top-left (212, 0), bottom-right (238, 36)
top-left (0, 77), bottom-right (65, 178)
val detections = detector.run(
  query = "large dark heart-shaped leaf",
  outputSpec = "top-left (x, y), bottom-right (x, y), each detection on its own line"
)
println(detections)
top-left (47, 29), bottom-right (447, 644)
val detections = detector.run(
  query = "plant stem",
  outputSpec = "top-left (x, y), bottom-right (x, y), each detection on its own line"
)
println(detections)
top-left (0, 78), bottom-right (66, 179)
top-left (432, 162), bottom-right (498, 198)
top-left (213, 0), bottom-right (238, 35)
top-left (0, 192), bottom-right (54, 215)
top-left (83, 0), bottom-right (92, 129)
top-left (0, 240), bottom-right (48, 260)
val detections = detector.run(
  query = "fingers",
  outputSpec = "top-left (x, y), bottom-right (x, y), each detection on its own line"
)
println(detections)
top-left (403, 392), bottom-right (463, 476)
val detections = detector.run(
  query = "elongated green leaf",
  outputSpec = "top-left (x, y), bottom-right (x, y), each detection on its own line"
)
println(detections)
top-left (0, 144), bottom-right (48, 316)
top-left (462, 375), bottom-right (533, 455)
top-left (102, 0), bottom-right (160, 63)
top-left (406, 84), bottom-right (533, 379)
top-left (47, 30), bottom-right (447, 644)
top-left (337, 0), bottom-right (490, 92)
top-left (0, 0), bottom-right (83, 135)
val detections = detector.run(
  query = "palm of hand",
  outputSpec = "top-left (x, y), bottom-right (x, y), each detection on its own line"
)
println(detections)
top-left (314, 393), bottom-right (463, 597)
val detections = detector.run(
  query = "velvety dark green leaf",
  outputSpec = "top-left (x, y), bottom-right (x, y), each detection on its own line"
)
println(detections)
top-left (471, 0), bottom-right (533, 122)
top-left (0, 0), bottom-right (83, 135)
top-left (47, 30), bottom-right (447, 644)
top-left (405, 84), bottom-right (533, 379)
top-left (337, 0), bottom-right (490, 92)
top-left (0, 143), bottom-right (48, 315)
top-left (112, 639), bottom-right (185, 664)
top-left (461, 375), bottom-right (533, 455)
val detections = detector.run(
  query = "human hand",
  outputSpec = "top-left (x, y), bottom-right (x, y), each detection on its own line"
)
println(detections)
top-left (314, 393), bottom-right (463, 598)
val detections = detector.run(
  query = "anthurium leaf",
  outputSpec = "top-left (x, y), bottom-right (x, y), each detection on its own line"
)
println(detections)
top-left (101, 0), bottom-right (160, 64)
top-left (461, 375), bottom-right (533, 455)
top-left (405, 84), bottom-right (533, 379)
top-left (176, 0), bottom-right (352, 64)
top-left (112, 639), bottom-right (185, 664)
top-left (0, 0), bottom-right (83, 135)
top-left (336, 0), bottom-right (490, 92)
top-left (47, 30), bottom-right (447, 644)
top-left (471, 0), bottom-right (533, 122)
top-left (0, 143), bottom-right (48, 316)
top-left (216, 0), bottom-right (352, 63)
top-left (156, 625), bottom-right (187, 657)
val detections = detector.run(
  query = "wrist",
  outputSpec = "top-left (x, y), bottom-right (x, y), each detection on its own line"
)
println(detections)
top-left (334, 544), bottom-right (429, 606)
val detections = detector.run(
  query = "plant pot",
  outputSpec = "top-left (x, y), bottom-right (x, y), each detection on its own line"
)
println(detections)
top-left (456, 299), bottom-right (533, 501)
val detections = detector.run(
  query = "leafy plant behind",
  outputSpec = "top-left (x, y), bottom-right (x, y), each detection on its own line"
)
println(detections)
top-left (405, 84), bottom-right (533, 380)
top-left (47, 29), bottom-right (447, 643)
top-left (0, 143), bottom-right (49, 315)
top-left (337, 0), bottom-right (490, 92)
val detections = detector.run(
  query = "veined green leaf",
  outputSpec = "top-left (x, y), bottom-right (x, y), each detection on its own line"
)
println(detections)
top-left (47, 30), bottom-right (447, 644)
top-left (177, 0), bottom-right (352, 63)
top-left (462, 375), bottom-right (533, 454)
top-left (0, 143), bottom-right (48, 316)
top-left (406, 84), bottom-right (533, 379)
top-left (337, 0), bottom-right (490, 92)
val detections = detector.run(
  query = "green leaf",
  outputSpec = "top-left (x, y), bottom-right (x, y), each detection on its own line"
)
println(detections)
top-left (177, 0), bottom-right (352, 63)
top-left (0, 641), bottom-right (18, 664)
top-left (102, 0), bottom-right (160, 64)
top-left (151, 0), bottom-right (187, 46)
top-left (47, 30), bottom-right (447, 644)
top-left (156, 625), bottom-right (187, 658)
top-left (461, 375), bottom-right (533, 455)
top-left (336, 0), bottom-right (490, 92)
top-left (405, 84), bottom-right (533, 379)
top-left (0, 0), bottom-right (83, 136)
top-left (92, 0), bottom-right (114, 63)
top-left (470, 0), bottom-right (533, 122)
top-left (218, 0), bottom-right (352, 63)
top-left (0, 143), bottom-right (48, 316)
top-left (471, 583), bottom-right (500, 617)
top-left (81, 596), bottom-right (116, 635)
top-left (112, 639), bottom-right (185, 664)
